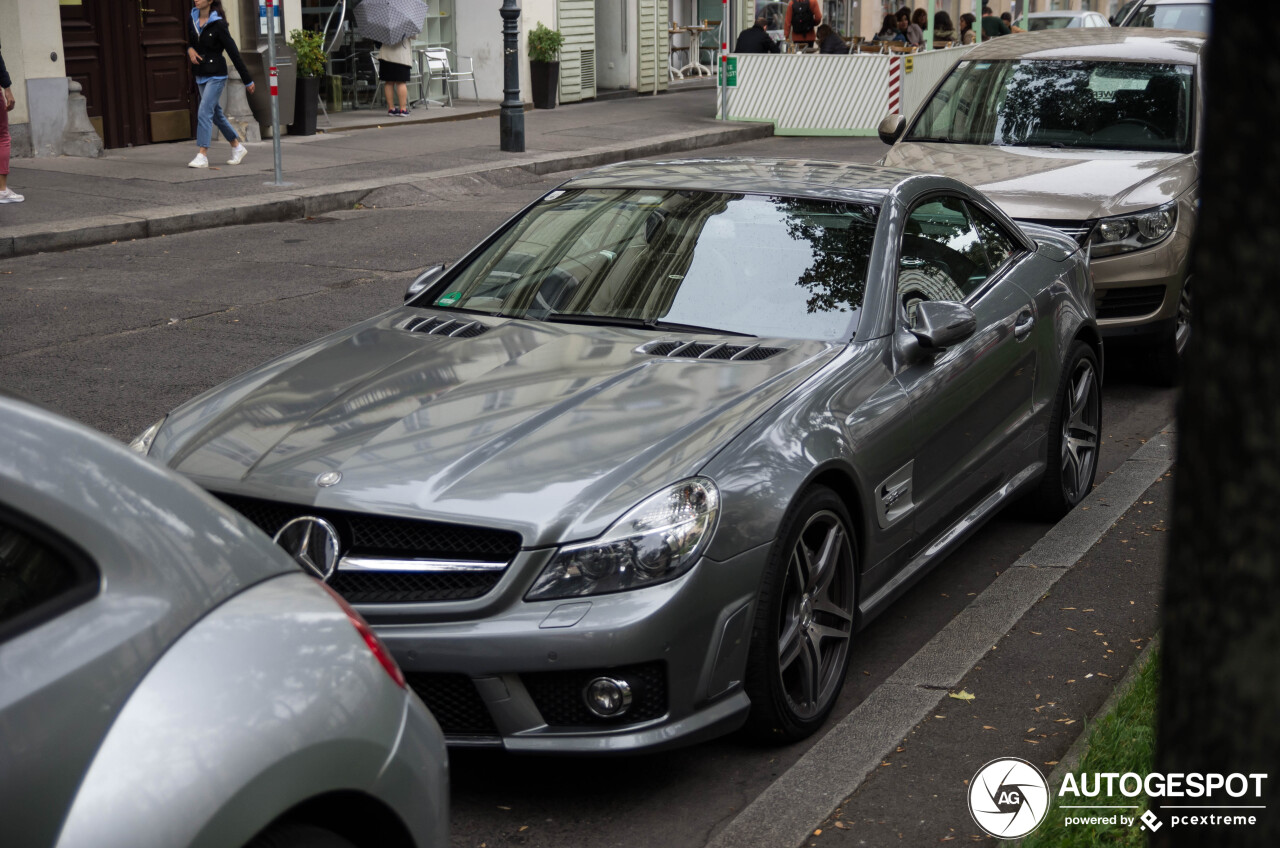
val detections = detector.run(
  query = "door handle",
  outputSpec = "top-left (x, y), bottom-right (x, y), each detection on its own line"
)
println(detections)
top-left (1014, 310), bottom-right (1035, 340)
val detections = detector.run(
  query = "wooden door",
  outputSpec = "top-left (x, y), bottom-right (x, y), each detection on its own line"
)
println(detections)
top-left (61, 0), bottom-right (194, 149)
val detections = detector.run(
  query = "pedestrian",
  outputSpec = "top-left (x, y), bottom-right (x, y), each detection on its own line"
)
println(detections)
top-left (186, 0), bottom-right (254, 169)
top-left (815, 23), bottom-right (848, 54)
top-left (933, 10), bottom-right (958, 43)
top-left (378, 35), bottom-right (415, 116)
top-left (959, 12), bottom-right (978, 45)
top-left (897, 8), bottom-right (923, 47)
top-left (735, 17), bottom-right (781, 54)
top-left (784, 0), bottom-right (822, 50)
top-left (0, 40), bottom-right (21, 204)
top-left (1002, 12), bottom-right (1026, 33)
top-left (874, 13), bottom-right (905, 42)
top-left (981, 5), bottom-right (1012, 39)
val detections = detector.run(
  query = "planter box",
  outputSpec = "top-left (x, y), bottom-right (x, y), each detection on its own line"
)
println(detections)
top-left (530, 60), bottom-right (560, 109)
top-left (289, 76), bottom-right (320, 136)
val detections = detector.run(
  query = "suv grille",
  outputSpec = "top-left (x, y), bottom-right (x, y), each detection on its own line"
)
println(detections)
top-left (1096, 285), bottom-right (1167, 320)
top-left (1017, 218), bottom-right (1094, 245)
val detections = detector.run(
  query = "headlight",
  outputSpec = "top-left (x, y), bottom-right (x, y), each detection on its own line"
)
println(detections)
top-left (128, 416), bottom-right (167, 455)
top-left (1089, 202), bottom-right (1178, 258)
top-left (525, 478), bottom-right (720, 601)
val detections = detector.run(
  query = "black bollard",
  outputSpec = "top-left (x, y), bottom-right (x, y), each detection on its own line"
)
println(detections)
top-left (500, 0), bottom-right (526, 152)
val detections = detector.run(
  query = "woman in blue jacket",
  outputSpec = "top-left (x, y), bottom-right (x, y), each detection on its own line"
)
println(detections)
top-left (187, 0), bottom-right (255, 168)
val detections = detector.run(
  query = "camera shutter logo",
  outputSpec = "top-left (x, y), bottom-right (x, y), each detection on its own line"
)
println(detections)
top-left (273, 516), bottom-right (341, 581)
top-left (968, 757), bottom-right (1051, 839)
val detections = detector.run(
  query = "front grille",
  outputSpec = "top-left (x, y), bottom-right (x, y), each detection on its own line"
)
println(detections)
top-left (405, 673), bottom-right (500, 736)
top-left (1017, 218), bottom-right (1094, 245)
top-left (523, 661), bottom-right (668, 727)
top-left (214, 492), bottom-right (521, 603)
top-left (328, 570), bottom-right (501, 603)
top-left (644, 341), bottom-right (785, 361)
top-left (1096, 285), bottom-right (1167, 320)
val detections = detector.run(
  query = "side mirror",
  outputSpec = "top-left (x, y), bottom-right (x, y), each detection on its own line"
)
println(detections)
top-left (405, 263), bottom-right (448, 303)
top-left (910, 300), bottom-right (976, 349)
top-left (878, 113), bottom-right (906, 145)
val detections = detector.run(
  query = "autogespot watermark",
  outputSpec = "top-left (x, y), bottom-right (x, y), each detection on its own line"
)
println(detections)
top-left (968, 761), bottom-right (1269, 838)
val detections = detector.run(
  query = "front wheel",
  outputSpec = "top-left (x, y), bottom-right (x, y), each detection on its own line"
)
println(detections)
top-left (1151, 277), bottom-right (1191, 386)
top-left (1029, 341), bottom-right (1102, 519)
top-left (743, 487), bottom-right (857, 743)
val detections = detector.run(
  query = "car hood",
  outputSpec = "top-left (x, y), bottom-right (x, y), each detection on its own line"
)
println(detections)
top-left (155, 310), bottom-right (840, 547)
top-left (883, 142), bottom-right (1198, 221)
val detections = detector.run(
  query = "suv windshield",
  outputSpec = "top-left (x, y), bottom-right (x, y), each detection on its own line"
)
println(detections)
top-left (908, 59), bottom-right (1195, 153)
top-left (1123, 3), bottom-right (1210, 32)
top-left (425, 188), bottom-right (878, 341)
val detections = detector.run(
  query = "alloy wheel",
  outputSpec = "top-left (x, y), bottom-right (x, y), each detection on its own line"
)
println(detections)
top-left (775, 510), bottom-right (855, 720)
top-left (1060, 357), bottom-right (1101, 504)
top-left (1173, 279), bottom-right (1192, 355)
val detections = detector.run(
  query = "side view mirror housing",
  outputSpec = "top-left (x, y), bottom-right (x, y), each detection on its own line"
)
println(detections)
top-left (910, 300), bottom-right (976, 349)
top-left (405, 263), bottom-right (448, 303)
top-left (878, 113), bottom-right (906, 146)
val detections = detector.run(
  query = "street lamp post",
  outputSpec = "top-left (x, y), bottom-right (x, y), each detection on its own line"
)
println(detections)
top-left (500, 0), bottom-right (525, 152)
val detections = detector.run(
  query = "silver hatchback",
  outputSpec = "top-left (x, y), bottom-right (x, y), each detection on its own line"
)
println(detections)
top-left (0, 395), bottom-right (448, 848)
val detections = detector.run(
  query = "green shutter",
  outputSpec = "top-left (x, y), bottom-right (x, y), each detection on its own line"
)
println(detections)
top-left (558, 0), bottom-right (596, 103)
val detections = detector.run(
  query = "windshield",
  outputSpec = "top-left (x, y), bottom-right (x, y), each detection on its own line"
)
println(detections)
top-left (1029, 16), bottom-right (1078, 29)
top-left (426, 189), bottom-right (877, 341)
top-left (1124, 3), bottom-right (1210, 32)
top-left (908, 59), bottom-right (1195, 153)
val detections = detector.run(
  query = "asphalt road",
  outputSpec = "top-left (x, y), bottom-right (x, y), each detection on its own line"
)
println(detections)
top-left (0, 135), bottom-right (1177, 848)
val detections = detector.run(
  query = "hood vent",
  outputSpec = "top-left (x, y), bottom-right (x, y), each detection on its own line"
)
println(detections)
top-left (403, 315), bottom-right (489, 338)
top-left (644, 341), bottom-right (784, 361)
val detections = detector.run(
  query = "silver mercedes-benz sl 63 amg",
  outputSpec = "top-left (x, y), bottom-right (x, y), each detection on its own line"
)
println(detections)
top-left (132, 159), bottom-right (1102, 753)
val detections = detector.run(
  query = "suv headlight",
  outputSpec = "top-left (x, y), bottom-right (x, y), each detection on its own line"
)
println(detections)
top-left (128, 416), bottom-right (167, 455)
top-left (1089, 202), bottom-right (1178, 258)
top-left (526, 478), bottom-right (720, 601)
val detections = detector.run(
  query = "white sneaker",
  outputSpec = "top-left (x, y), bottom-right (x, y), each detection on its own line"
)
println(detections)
top-left (0, 188), bottom-right (23, 203)
top-left (188, 153), bottom-right (209, 169)
top-left (227, 145), bottom-right (248, 165)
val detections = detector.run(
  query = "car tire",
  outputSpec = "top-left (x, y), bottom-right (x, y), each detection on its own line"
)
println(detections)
top-left (743, 486), bottom-right (857, 743)
top-left (1030, 340), bottom-right (1102, 519)
top-left (1151, 277), bottom-right (1191, 387)
top-left (244, 823), bottom-right (357, 848)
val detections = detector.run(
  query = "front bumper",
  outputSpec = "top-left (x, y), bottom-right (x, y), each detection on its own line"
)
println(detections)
top-left (371, 543), bottom-right (771, 754)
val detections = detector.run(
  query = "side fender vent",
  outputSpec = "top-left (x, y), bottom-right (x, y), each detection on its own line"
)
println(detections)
top-left (643, 341), bottom-right (785, 361)
top-left (403, 316), bottom-right (489, 338)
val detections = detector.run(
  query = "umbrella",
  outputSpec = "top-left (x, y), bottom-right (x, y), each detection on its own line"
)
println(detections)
top-left (353, 0), bottom-right (430, 46)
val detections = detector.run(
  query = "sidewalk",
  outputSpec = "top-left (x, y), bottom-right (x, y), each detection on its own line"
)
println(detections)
top-left (0, 85), bottom-right (764, 259)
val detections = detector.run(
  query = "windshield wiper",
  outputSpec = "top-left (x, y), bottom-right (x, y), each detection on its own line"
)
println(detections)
top-left (907, 136), bottom-right (957, 143)
top-left (544, 313), bottom-right (755, 337)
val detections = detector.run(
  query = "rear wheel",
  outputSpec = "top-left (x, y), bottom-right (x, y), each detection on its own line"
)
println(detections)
top-left (743, 487), bottom-right (857, 743)
top-left (1030, 341), bottom-right (1102, 519)
top-left (1151, 277), bottom-right (1191, 386)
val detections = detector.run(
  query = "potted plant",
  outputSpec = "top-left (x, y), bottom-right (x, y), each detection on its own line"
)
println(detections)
top-left (527, 22), bottom-right (565, 109)
top-left (288, 28), bottom-right (326, 136)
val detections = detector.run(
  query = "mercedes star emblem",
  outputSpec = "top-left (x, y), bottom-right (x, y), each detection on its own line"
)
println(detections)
top-left (316, 471), bottom-right (342, 488)
top-left (273, 516), bottom-right (341, 581)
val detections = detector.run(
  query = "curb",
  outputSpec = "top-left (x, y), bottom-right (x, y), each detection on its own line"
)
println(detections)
top-left (705, 425), bottom-right (1177, 848)
top-left (0, 121), bottom-right (773, 260)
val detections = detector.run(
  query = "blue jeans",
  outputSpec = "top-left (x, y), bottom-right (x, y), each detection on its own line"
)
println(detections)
top-left (196, 78), bottom-right (239, 149)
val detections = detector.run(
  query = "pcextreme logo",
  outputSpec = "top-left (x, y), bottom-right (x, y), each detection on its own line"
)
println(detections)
top-left (967, 762), bottom-right (1269, 838)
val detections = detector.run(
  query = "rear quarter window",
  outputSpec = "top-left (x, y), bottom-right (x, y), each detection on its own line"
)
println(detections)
top-left (0, 507), bottom-right (99, 643)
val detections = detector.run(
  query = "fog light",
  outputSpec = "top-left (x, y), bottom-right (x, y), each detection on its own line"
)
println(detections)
top-left (584, 677), bottom-right (633, 718)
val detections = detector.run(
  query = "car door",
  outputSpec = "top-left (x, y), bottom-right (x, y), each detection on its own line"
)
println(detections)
top-left (893, 193), bottom-right (1038, 546)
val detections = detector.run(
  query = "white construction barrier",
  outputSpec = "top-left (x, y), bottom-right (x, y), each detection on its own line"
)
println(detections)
top-left (724, 45), bottom-right (973, 136)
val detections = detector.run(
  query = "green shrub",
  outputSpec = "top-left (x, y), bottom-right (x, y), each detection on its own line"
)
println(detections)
top-left (289, 29), bottom-right (327, 79)
top-left (528, 22), bottom-right (565, 63)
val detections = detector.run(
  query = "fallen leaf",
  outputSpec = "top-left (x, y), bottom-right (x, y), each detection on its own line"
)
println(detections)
top-left (814, 829), bottom-right (823, 836)
top-left (1066, 627), bottom-right (1077, 632)
top-left (1061, 607), bottom-right (1077, 610)
top-left (983, 725), bottom-right (996, 730)
top-left (1031, 630), bottom-right (1042, 635)
top-left (1025, 739), bottom-right (1040, 744)
top-left (950, 690), bottom-right (976, 702)
top-left (834, 821), bottom-right (848, 830)
top-left (497, 806), bottom-right (511, 811)
top-left (1045, 761), bottom-right (1060, 766)
top-left (1085, 673), bottom-right (1094, 679)
top-left (518, 826), bottom-right (529, 833)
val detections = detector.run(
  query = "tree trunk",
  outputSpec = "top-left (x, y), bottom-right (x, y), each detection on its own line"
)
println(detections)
top-left (1155, 5), bottom-right (1280, 846)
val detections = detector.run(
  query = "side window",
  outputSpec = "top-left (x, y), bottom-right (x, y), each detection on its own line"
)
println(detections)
top-left (0, 508), bottom-right (98, 643)
top-left (967, 202), bottom-right (1019, 272)
top-left (898, 195), bottom-right (991, 319)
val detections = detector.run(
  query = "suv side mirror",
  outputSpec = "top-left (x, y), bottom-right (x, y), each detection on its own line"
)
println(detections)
top-left (878, 113), bottom-right (906, 145)
top-left (910, 300), bottom-right (976, 349)
top-left (405, 263), bottom-right (448, 303)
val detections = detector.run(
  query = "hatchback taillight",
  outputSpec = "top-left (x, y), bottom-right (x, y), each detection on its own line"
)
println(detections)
top-left (320, 582), bottom-right (406, 689)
